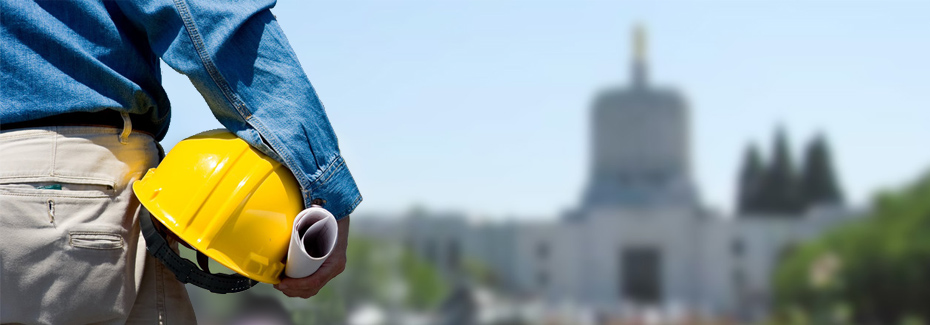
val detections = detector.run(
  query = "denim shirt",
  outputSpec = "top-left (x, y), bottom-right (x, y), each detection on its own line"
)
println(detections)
top-left (0, 0), bottom-right (361, 219)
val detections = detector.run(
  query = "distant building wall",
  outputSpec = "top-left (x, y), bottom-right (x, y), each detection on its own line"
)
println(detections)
top-left (353, 205), bottom-right (863, 320)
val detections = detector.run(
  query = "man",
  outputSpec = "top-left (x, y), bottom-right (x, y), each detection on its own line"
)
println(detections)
top-left (0, 0), bottom-right (361, 323)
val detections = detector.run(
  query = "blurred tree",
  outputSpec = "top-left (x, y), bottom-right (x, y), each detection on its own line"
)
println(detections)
top-left (800, 134), bottom-right (844, 208)
top-left (737, 143), bottom-right (765, 214)
top-left (287, 237), bottom-right (450, 323)
top-left (760, 128), bottom-right (803, 214)
top-left (462, 257), bottom-right (498, 288)
top-left (400, 246), bottom-right (450, 310)
top-left (774, 171), bottom-right (930, 324)
top-left (179, 236), bottom-right (450, 324)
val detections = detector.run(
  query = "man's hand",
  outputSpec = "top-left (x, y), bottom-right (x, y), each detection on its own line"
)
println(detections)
top-left (274, 215), bottom-right (350, 298)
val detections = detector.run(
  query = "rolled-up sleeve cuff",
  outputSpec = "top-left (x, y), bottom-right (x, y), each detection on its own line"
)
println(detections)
top-left (305, 155), bottom-right (362, 220)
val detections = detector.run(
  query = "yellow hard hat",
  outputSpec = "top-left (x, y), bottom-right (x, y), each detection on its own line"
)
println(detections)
top-left (133, 129), bottom-right (303, 290)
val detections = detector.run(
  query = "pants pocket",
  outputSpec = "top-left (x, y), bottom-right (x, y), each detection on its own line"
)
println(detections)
top-left (70, 231), bottom-right (124, 249)
top-left (0, 189), bottom-right (139, 324)
top-left (0, 179), bottom-right (114, 198)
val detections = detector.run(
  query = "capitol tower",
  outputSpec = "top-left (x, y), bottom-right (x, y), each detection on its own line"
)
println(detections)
top-left (582, 26), bottom-right (699, 211)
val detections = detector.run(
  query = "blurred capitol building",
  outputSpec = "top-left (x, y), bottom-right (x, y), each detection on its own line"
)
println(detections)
top-left (356, 27), bottom-right (861, 322)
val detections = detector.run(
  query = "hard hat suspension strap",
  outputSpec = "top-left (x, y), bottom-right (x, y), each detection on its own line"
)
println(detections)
top-left (196, 251), bottom-right (212, 274)
top-left (140, 209), bottom-right (258, 294)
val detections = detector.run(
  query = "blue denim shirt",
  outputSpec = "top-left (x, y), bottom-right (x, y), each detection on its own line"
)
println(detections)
top-left (0, 0), bottom-right (361, 219)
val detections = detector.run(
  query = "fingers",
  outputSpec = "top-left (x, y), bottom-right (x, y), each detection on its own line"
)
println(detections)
top-left (275, 282), bottom-right (320, 299)
top-left (274, 279), bottom-right (320, 298)
top-left (275, 272), bottom-right (327, 298)
top-left (274, 256), bottom-right (346, 299)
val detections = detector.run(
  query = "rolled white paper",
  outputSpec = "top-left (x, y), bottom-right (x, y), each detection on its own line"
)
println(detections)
top-left (285, 205), bottom-right (338, 279)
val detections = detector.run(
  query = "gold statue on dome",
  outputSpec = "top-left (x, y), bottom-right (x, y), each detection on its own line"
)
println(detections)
top-left (633, 24), bottom-right (647, 62)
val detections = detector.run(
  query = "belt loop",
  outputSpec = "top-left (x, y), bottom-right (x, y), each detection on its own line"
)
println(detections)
top-left (119, 112), bottom-right (132, 144)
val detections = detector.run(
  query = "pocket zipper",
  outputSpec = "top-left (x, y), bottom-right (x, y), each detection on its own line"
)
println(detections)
top-left (48, 199), bottom-right (55, 224)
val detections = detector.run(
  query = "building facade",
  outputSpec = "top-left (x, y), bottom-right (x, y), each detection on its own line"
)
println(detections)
top-left (355, 27), bottom-right (862, 322)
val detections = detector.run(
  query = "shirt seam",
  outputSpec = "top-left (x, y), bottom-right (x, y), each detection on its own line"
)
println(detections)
top-left (172, 0), bottom-right (251, 121)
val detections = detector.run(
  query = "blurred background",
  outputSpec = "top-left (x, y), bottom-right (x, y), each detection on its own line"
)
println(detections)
top-left (160, 1), bottom-right (929, 324)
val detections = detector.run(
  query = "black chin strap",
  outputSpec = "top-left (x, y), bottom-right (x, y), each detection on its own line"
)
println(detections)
top-left (140, 209), bottom-right (258, 294)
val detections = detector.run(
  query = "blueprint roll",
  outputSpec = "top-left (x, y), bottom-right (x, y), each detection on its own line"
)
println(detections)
top-left (285, 205), bottom-right (338, 278)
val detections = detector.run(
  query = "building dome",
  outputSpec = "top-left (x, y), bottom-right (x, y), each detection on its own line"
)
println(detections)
top-left (582, 26), bottom-right (698, 210)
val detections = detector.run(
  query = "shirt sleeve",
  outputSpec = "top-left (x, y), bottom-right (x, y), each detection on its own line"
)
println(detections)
top-left (116, 0), bottom-right (361, 219)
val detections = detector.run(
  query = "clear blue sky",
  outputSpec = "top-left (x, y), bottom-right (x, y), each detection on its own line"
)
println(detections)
top-left (160, 1), bottom-right (930, 219)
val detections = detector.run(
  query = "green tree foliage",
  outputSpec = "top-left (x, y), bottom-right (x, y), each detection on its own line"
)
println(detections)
top-left (760, 128), bottom-right (803, 214)
top-left (774, 171), bottom-right (930, 324)
top-left (737, 129), bottom-right (846, 216)
top-left (800, 135), bottom-right (844, 207)
top-left (400, 248), bottom-right (450, 310)
top-left (241, 237), bottom-right (449, 324)
top-left (738, 143), bottom-right (765, 214)
top-left (328, 237), bottom-right (450, 310)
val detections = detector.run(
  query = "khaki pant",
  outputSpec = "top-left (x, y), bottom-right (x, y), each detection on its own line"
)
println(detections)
top-left (0, 126), bottom-right (196, 324)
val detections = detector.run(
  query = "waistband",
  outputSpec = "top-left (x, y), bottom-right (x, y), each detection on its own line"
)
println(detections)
top-left (0, 125), bottom-right (161, 191)
top-left (1, 111), bottom-right (156, 137)
top-left (0, 125), bottom-right (154, 139)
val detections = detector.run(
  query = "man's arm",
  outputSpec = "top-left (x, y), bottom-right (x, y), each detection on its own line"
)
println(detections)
top-left (115, 0), bottom-right (362, 220)
top-left (274, 216), bottom-right (350, 298)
